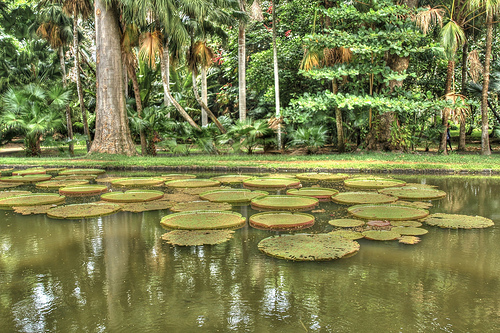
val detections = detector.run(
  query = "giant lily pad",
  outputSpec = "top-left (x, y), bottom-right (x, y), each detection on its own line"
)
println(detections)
top-left (362, 230), bottom-right (401, 241)
top-left (396, 201), bottom-right (433, 209)
top-left (119, 200), bottom-right (174, 213)
top-left (165, 179), bottom-right (220, 188)
top-left (161, 174), bottom-right (197, 181)
top-left (59, 184), bottom-right (109, 196)
top-left (178, 186), bottom-right (229, 195)
top-left (0, 193), bottom-right (65, 207)
top-left (162, 193), bottom-right (199, 203)
top-left (257, 234), bottom-right (360, 261)
top-left (251, 195), bottom-right (319, 211)
top-left (329, 230), bottom-right (364, 240)
top-left (161, 230), bottom-right (235, 246)
top-left (390, 220), bottom-right (423, 227)
top-left (332, 191), bottom-right (398, 205)
top-left (328, 218), bottom-right (366, 228)
top-left (249, 212), bottom-right (315, 230)
top-left (160, 211), bottom-right (246, 230)
top-left (210, 175), bottom-right (253, 183)
top-left (0, 174), bottom-right (52, 183)
top-left (170, 201), bottom-right (232, 212)
top-left (101, 190), bottom-right (164, 203)
top-left (59, 168), bottom-right (106, 175)
top-left (378, 187), bottom-right (446, 200)
top-left (295, 173), bottom-right (349, 181)
top-left (111, 177), bottom-right (165, 187)
top-left (0, 190), bottom-right (32, 199)
top-left (391, 226), bottom-right (428, 236)
top-left (47, 202), bottom-right (121, 219)
top-left (12, 168), bottom-right (47, 175)
top-left (200, 189), bottom-right (268, 203)
top-left (36, 179), bottom-right (89, 188)
top-left (0, 168), bottom-right (13, 173)
top-left (95, 177), bottom-right (126, 183)
top-left (243, 178), bottom-right (301, 189)
top-left (13, 205), bottom-right (55, 215)
top-left (344, 178), bottom-right (406, 189)
top-left (286, 187), bottom-right (339, 200)
top-left (53, 174), bottom-right (98, 181)
top-left (348, 204), bottom-right (429, 221)
top-left (424, 213), bottom-right (494, 229)
top-left (0, 182), bottom-right (21, 188)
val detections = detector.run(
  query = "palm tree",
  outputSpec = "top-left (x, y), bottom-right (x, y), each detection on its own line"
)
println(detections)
top-left (271, 0), bottom-right (281, 150)
top-left (238, 0), bottom-right (247, 121)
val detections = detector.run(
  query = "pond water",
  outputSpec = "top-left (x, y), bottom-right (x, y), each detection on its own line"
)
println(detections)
top-left (1, 173), bottom-right (500, 332)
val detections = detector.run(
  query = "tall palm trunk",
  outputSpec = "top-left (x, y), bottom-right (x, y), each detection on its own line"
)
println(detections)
top-left (90, 0), bottom-right (137, 155)
top-left (272, 0), bottom-right (281, 150)
top-left (439, 60), bottom-right (454, 154)
top-left (160, 46), bottom-right (201, 130)
top-left (192, 71), bottom-right (226, 133)
top-left (238, 0), bottom-right (247, 121)
top-left (481, 14), bottom-right (493, 155)
top-left (126, 64), bottom-right (147, 155)
top-left (59, 46), bottom-right (74, 155)
top-left (201, 66), bottom-right (208, 126)
top-left (332, 78), bottom-right (345, 152)
top-left (458, 41), bottom-right (468, 151)
top-left (73, 16), bottom-right (91, 152)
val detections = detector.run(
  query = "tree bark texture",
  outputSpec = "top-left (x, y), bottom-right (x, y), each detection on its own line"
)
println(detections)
top-left (272, 0), bottom-right (281, 150)
top-left (481, 14), bottom-right (492, 155)
top-left (90, 0), bottom-right (137, 156)
top-left (238, 0), bottom-right (247, 121)
top-left (365, 111), bottom-right (403, 151)
top-left (458, 41), bottom-right (468, 151)
top-left (201, 66), bottom-right (208, 126)
top-left (192, 71), bottom-right (226, 133)
top-left (160, 47), bottom-right (171, 116)
top-left (59, 46), bottom-right (74, 155)
top-left (332, 79), bottom-right (345, 153)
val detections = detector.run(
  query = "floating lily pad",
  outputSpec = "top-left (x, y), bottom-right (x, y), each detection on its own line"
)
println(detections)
top-left (329, 230), bottom-right (364, 240)
top-left (251, 195), bottom-right (319, 210)
top-left (101, 190), bottom-right (164, 203)
top-left (0, 182), bottom-right (21, 188)
top-left (12, 168), bottom-right (46, 175)
top-left (0, 190), bottom-right (32, 199)
top-left (44, 167), bottom-right (66, 173)
top-left (362, 230), bottom-right (401, 241)
top-left (47, 202), bottom-right (121, 219)
top-left (344, 178), bottom-right (406, 189)
top-left (348, 204), bottom-right (429, 221)
top-left (424, 213), bottom-right (495, 229)
top-left (59, 168), bottom-right (106, 175)
top-left (59, 184), bottom-right (109, 196)
top-left (0, 193), bottom-right (65, 207)
top-left (111, 177), bottom-right (165, 187)
top-left (200, 189), bottom-right (268, 203)
top-left (396, 201), bottom-right (433, 209)
top-left (161, 230), bottom-right (235, 246)
top-left (367, 220), bottom-right (391, 227)
top-left (379, 187), bottom-right (446, 200)
top-left (249, 212), bottom-right (315, 230)
top-left (178, 186), bottom-right (229, 195)
top-left (13, 204), bottom-right (55, 215)
top-left (36, 179), bottom-right (89, 188)
top-left (0, 168), bottom-right (14, 173)
top-left (119, 200), bottom-right (174, 213)
top-left (332, 191), bottom-right (398, 205)
top-left (243, 178), bottom-right (301, 189)
top-left (0, 174), bottom-right (52, 183)
top-left (295, 172), bottom-right (349, 181)
top-left (328, 218), bottom-right (366, 228)
top-left (210, 175), bottom-right (253, 183)
top-left (287, 187), bottom-right (339, 200)
top-left (390, 220), bottom-right (423, 227)
top-left (95, 177), bottom-right (126, 183)
top-left (53, 174), bottom-right (98, 181)
top-left (161, 174), bottom-right (197, 181)
top-left (165, 179), bottom-right (221, 188)
top-left (160, 211), bottom-right (246, 230)
top-left (398, 236), bottom-right (421, 245)
top-left (162, 193), bottom-right (199, 203)
top-left (170, 201), bottom-right (232, 212)
top-left (257, 234), bottom-right (360, 261)
top-left (391, 226), bottom-right (428, 236)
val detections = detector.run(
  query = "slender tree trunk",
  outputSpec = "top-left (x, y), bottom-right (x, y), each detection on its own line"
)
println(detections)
top-left (123, 62), bottom-right (128, 97)
top-left (439, 60), bottom-right (455, 154)
top-left (73, 16), bottom-right (91, 152)
top-left (201, 66), bottom-right (208, 126)
top-left (126, 64), bottom-right (148, 155)
top-left (272, 0), bottom-right (281, 150)
top-left (332, 78), bottom-right (345, 153)
top-left (192, 71), bottom-right (226, 133)
top-left (90, 0), bottom-right (137, 155)
top-left (458, 41), bottom-right (468, 151)
top-left (160, 48), bottom-right (171, 117)
top-left (481, 14), bottom-right (492, 155)
top-left (59, 46), bottom-right (74, 155)
top-left (238, 0), bottom-right (247, 121)
top-left (160, 45), bottom-right (201, 130)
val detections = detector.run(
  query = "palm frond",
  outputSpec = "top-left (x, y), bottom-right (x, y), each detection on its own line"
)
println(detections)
top-left (468, 49), bottom-right (483, 83)
top-left (441, 19), bottom-right (466, 60)
top-left (139, 31), bottom-right (163, 68)
top-left (415, 6), bottom-right (444, 35)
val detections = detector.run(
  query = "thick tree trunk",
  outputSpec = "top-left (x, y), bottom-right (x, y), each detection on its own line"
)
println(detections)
top-left (201, 66), bottom-right (208, 126)
top-left (386, 54), bottom-right (410, 91)
top-left (192, 71), bottom-right (226, 133)
top-left (272, 0), bottom-right (281, 150)
top-left (481, 14), bottom-right (492, 155)
top-left (160, 46), bottom-right (201, 130)
top-left (439, 60), bottom-right (454, 154)
top-left (126, 64), bottom-right (148, 155)
top-left (238, 0), bottom-right (247, 121)
top-left (332, 79), bottom-right (345, 153)
top-left (458, 41), bottom-right (469, 151)
top-left (365, 111), bottom-right (403, 151)
top-left (90, 0), bottom-right (137, 155)
top-left (59, 46), bottom-right (74, 155)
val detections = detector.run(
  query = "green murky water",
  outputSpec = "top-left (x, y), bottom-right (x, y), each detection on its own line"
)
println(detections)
top-left (1, 174), bottom-right (500, 332)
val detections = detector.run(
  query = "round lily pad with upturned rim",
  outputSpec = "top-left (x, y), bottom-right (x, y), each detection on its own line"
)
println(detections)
top-left (0, 193), bottom-right (65, 207)
top-left (0, 182), bottom-right (20, 188)
top-left (390, 220), bottom-right (423, 227)
top-left (249, 211), bottom-right (315, 230)
top-left (160, 210), bottom-right (246, 230)
top-left (0, 191), bottom-right (32, 199)
top-left (287, 187), bottom-right (339, 200)
top-left (329, 230), bottom-right (364, 240)
top-left (200, 189), bottom-right (268, 203)
top-left (111, 177), bottom-right (165, 187)
top-left (36, 179), bottom-right (89, 189)
top-left (47, 202), bottom-right (121, 219)
top-left (12, 168), bottom-right (46, 175)
top-left (344, 178), bottom-right (406, 189)
top-left (161, 174), bottom-right (197, 181)
top-left (251, 195), bottom-right (319, 211)
top-left (367, 220), bottom-right (391, 227)
top-left (424, 213), bottom-right (494, 229)
top-left (165, 179), bottom-right (221, 188)
top-left (258, 234), bottom-right (360, 261)
top-left (178, 186), bottom-right (229, 195)
top-left (243, 178), bottom-right (301, 189)
top-left (348, 204), bottom-right (429, 221)
top-left (170, 201), bottom-right (232, 212)
top-left (161, 230), bottom-right (235, 246)
top-left (396, 201), bottom-right (433, 209)
top-left (53, 175), bottom-right (98, 181)
top-left (210, 175), bottom-right (253, 183)
top-left (378, 187), bottom-right (446, 200)
top-left (59, 168), bottom-right (106, 175)
top-left (59, 184), bottom-right (109, 196)
top-left (0, 168), bottom-right (14, 173)
top-left (13, 205), bottom-right (56, 215)
top-left (101, 190), bottom-right (164, 203)
top-left (332, 191), bottom-right (398, 205)
top-left (0, 174), bottom-right (52, 183)
top-left (391, 226), bottom-right (428, 236)
top-left (95, 177), bottom-right (126, 183)
top-left (328, 218), bottom-right (366, 228)
top-left (362, 230), bottom-right (401, 241)
top-left (295, 172), bottom-right (349, 181)
top-left (119, 200), bottom-right (174, 213)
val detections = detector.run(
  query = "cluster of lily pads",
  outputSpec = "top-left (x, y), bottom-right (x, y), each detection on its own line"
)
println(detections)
top-left (0, 168), bottom-right (495, 261)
